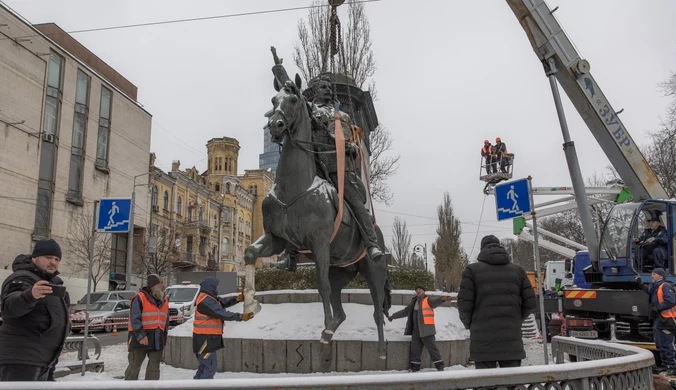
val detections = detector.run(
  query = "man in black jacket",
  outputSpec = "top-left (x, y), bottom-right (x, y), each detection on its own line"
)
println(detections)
top-left (458, 235), bottom-right (536, 369)
top-left (0, 240), bottom-right (70, 381)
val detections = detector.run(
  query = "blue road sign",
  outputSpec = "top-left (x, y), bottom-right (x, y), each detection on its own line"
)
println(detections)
top-left (495, 178), bottom-right (532, 221)
top-left (97, 198), bottom-right (132, 232)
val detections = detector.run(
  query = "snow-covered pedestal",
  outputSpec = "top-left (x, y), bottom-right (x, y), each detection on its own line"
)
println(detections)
top-left (164, 290), bottom-right (470, 374)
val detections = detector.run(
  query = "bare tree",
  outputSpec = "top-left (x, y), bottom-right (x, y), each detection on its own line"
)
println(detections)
top-left (293, 0), bottom-right (399, 205)
top-left (431, 192), bottom-right (467, 291)
top-left (67, 206), bottom-right (111, 292)
top-left (135, 225), bottom-right (181, 278)
top-left (390, 217), bottom-right (411, 267)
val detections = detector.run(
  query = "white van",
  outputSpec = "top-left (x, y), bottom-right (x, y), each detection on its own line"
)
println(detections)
top-left (165, 282), bottom-right (200, 325)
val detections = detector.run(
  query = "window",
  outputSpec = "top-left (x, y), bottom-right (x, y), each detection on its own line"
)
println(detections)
top-left (163, 190), bottom-right (169, 211)
top-left (110, 233), bottom-right (128, 275)
top-left (223, 207), bottom-right (230, 223)
top-left (225, 182), bottom-right (231, 194)
top-left (96, 87), bottom-right (112, 169)
top-left (238, 217), bottom-right (243, 232)
top-left (188, 206), bottom-right (193, 222)
top-left (151, 186), bottom-right (159, 207)
top-left (222, 238), bottom-right (229, 255)
top-left (215, 183), bottom-right (220, 193)
top-left (43, 52), bottom-right (63, 137)
top-left (67, 70), bottom-right (90, 202)
top-left (199, 237), bottom-right (207, 256)
top-left (34, 51), bottom-right (64, 237)
top-left (150, 223), bottom-right (158, 237)
top-left (213, 214), bottom-right (218, 229)
top-left (160, 228), bottom-right (167, 251)
top-left (177, 196), bottom-right (183, 215)
top-left (186, 236), bottom-right (193, 253)
top-left (199, 207), bottom-right (203, 222)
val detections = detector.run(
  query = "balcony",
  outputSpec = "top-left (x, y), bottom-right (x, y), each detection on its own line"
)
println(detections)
top-left (173, 253), bottom-right (197, 269)
top-left (185, 220), bottom-right (211, 236)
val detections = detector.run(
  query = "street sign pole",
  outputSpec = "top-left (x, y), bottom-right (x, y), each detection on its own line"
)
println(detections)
top-left (81, 200), bottom-right (98, 376)
top-left (528, 176), bottom-right (549, 365)
top-left (126, 188), bottom-right (136, 291)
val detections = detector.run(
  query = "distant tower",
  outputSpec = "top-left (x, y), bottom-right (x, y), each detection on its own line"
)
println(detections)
top-left (206, 137), bottom-right (240, 194)
top-left (259, 122), bottom-right (280, 174)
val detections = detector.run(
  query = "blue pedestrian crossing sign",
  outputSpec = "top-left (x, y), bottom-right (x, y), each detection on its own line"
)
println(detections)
top-left (495, 179), bottom-right (531, 221)
top-left (97, 198), bottom-right (132, 233)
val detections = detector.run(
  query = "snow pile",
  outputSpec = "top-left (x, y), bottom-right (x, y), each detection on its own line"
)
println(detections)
top-left (168, 302), bottom-right (469, 341)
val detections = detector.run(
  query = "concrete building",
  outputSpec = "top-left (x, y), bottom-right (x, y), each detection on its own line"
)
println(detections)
top-left (259, 122), bottom-right (280, 174)
top-left (0, 6), bottom-right (152, 297)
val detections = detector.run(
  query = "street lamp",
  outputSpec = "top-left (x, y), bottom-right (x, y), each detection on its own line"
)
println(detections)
top-left (126, 172), bottom-right (153, 291)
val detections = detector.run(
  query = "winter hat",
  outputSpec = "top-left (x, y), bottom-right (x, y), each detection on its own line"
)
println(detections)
top-left (480, 235), bottom-right (500, 250)
top-left (31, 239), bottom-right (62, 259)
top-left (146, 274), bottom-right (162, 289)
top-left (653, 268), bottom-right (666, 278)
top-left (415, 286), bottom-right (427, 292)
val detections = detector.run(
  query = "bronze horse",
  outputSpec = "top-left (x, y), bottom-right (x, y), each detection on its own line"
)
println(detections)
top-left (244, 75), bottom-right (391, 358)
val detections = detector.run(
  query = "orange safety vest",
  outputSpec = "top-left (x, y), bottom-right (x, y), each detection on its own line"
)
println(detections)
top-left (127, 292), bottom-right (169, 332)
top-left (421, 297), bottom-right (435, 325)
top-left (657, 283), bottom-right (676, 318)
top-left (193, 292), bottom-right (224, 335)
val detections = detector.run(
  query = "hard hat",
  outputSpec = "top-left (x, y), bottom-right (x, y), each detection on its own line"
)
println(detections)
top-left (484, 139), bottom-right (489, 144)
top-left (496, 137), bottom-right (501, 142)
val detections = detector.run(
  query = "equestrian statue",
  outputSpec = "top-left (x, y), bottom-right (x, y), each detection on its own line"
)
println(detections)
top-left (243, 47), bottom-right (391, 359)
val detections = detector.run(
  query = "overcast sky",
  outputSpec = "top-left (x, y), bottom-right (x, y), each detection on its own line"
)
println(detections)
top-left (6, 0), bottom-right (675, 267)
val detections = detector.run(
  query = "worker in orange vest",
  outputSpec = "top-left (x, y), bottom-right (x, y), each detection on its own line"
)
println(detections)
top-left (193, 277), bottom-right (254, 379)
top-left (388, 286), bottom-right (451, 372)
top-left (481, 140), bottom-right (495, 174)
top-left (636, 268), bottom-right (676, 375)
top-left (124, 274), bottom-right (169, 381)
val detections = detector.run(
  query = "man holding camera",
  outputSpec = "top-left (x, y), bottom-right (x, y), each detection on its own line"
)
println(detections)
top-left (0, 239), bottom-right (70, 381)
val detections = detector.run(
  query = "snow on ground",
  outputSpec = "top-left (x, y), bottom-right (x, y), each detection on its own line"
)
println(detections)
top-left (168, 302), bottom-right (469, 341)
top-left (236, 289), bottom-right (457, 297)
top-left (59, 339), bottom-right (551, 381)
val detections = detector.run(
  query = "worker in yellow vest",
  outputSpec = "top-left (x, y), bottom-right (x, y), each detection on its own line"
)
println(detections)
top-left (388, 286), bottom-right (451, 372)
top-left (193, 278), bottom-right (254, 379)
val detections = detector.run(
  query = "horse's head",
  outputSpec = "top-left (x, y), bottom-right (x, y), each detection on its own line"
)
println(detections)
top-left (269, 74), bottom-right (304, 143)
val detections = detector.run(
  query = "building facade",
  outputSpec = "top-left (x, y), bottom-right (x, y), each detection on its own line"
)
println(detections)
top-left (0, 7), bottom-right (151, 296)
top-left (148, 137), bottom-right (276, 275)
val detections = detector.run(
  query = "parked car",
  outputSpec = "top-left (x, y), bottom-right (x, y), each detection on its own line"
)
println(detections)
top-left (165, 283), bottom-right (200, 325)
top-left (70, 300), bottom-right (130, 333)
top-left (72, 291), bottom-right (135, 314)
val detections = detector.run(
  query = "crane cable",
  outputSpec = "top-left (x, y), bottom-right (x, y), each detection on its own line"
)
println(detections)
top-left (467, 195), bottom-right (488, 262)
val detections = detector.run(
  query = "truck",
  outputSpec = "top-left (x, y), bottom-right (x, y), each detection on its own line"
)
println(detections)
top-left (499, 0), bottom-right (676, 359)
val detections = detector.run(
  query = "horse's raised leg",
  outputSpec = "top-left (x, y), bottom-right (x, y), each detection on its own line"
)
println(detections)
top-left (312, 240), bottom-right (334, 344)
top-left (358, 258), bottom-right (389, 359)
top-left (322, 265), bottom-right (358, 343)
top-left (243, 234), bottom-right (286, 314)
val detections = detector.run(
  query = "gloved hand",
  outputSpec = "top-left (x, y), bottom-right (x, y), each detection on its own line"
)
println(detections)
top-left (242, 312), bottom-right (255, 322)
top-left (387, 316), bottom-right (393, 322)
top-left (237, 293), bottom-right (244, 302)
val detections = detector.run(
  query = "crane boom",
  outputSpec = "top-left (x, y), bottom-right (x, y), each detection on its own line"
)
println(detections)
top-left (506, 0), bottom-right (668, 201)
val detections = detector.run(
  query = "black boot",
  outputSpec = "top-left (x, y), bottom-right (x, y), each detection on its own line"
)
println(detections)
top-left (435, 361), bottom-right (445, 371)
top-left (410, 362), bottom-right (421, 372)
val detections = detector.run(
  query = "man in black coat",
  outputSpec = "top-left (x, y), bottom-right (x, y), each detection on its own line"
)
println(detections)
top-left (0, 240), bottom-right (70, 381)
top-left (458, 235), bottom-right (536, 369)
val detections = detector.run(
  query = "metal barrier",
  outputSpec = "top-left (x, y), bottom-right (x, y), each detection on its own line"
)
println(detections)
top-left (0, 336), bottom-right (654, 389)
top-left (62, 335), bottom-right (102, 360)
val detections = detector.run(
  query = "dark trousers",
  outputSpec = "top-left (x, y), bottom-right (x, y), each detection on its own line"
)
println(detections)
top-left (484, 156), bottom-right (494, 174)
top-left (410, 332), bottom-right (443, 366)
top-left (0, 364), bottom-right (51, 381)
top-left (654, 322), bottom-right (676, 368)
top-left (124, 349), bottom-right (162, 380)
top-left (475, 360), bottom-right (522, 369)
top-left (194, 351), bottom-right (218, 379)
